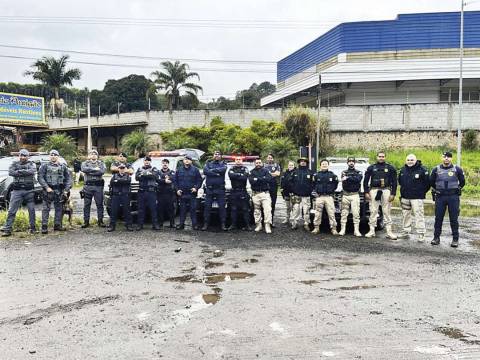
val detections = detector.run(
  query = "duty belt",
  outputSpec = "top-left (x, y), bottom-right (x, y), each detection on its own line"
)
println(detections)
top-left (252, 190), bottom-right (268, 195)
top-left (343, 191), bottom-right (358, 196)
top-left (47, 184), bottom-right (64, 190)
top-left (86, 180), bottom-right (104, 186)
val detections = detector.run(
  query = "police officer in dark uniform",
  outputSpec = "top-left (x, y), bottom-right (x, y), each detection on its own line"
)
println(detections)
top-left (107, 163), bottom-right (133, 232)
top-left (430, 151), bottom-right (465, 248)
top-left (157, 158), bottom-right (176, 228)
top-left (81, 149), bottom-right (106, 228)
top-left (202, 150), bottom-right (228, 231)
top-left (280, 161), bottom-right (296, 225)
top-left (249, 158), bottom-right (273, 233)
top-left (110, 152), bottom-right (134, 175)
top-left (289, 157), bottom-right (314, 231)
top-left (311, 159), bottom-right (338, 235)
top-left (363, 151), bottom-right (398, 239)
top-left (1, 149), bottom-right (36, 236)
top-left (264, 154), bottom-right (281, 224)
top-left (38, 149), bottom-right (72, 234)
top-left (339, 157), bottom-right (363, 237)
top-left (174, 155), bottom-right (202, 230)
top-left (135, 156), bottom-right (161, 231)
top-left (228, 156), bottom-right (251, 231)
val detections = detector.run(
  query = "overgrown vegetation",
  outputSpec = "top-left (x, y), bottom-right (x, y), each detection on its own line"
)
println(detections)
top-left (334, 148), bottom-right (480, 198)
top-left (462, 129), bottom-right (479, 150)
top-left (120, 129), bottom-right (154, 157)
top-left (40, 133), bottom-right (78, 161)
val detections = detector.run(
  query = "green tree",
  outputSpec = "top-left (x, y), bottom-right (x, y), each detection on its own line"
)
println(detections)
top-left (261, 137), bottom-right (297, 168)
top-left (462, 129), bottom-right (479, 150)
top-left (120, 129), bottom-right (153, 157)
top-left (40, 133), bottom-right (78, 161)
top-left (24, 55), bottom-right (81, 102)
top-left (283, 105), bottom-right (317, 147)
top-left (162, 134), bottom-right (196, 151)
top-left (151, 61), bottom-right (203, 111)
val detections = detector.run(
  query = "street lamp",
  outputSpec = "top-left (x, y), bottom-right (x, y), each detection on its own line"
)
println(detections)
top-left (457, 0), bottom-right (465, 166)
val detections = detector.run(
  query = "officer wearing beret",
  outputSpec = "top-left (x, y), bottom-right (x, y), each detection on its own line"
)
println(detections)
top-left (430, 151), bottom-right (465, 248)
top-left (1, 149), bottom-right (37, 236)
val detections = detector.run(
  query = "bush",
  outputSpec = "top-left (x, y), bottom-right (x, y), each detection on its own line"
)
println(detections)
top-left (283, 105), bottom-right (317, 147)
top-left (0, 210), bottom-right (74, 233)
top-left (40, 133), bottom-right (78, 161)
top-left (121, 129), bottom-right (153, 157)
top-left (462, 129), bottom-right (478, 150)
top-left (261, 137), bottom-right (297, 168)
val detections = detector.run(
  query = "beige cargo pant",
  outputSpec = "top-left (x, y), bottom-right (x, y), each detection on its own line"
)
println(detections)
top-left (252, 191), bottom-right (272, 225)
top-left (400, 198), bottom-right (426, 235)
top-left (340, 193), bottom-right (360, 226)
top-left (313, 195), bottom-right (337, 229)
top-left (368, 188), bottom-right (392, 228)
top-left (291, 195), bottom-right (311, 226)
top-left (283, 195), bottom-right (293, 223)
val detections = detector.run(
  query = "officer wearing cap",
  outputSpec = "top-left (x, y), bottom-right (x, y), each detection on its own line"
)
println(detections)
top-left (397, 154), bottom-right (430, 242)
top-left (430, 151), bottom-right (465, 248)
top-left (135, 156), bottom-right (161, 231)
top-left (311, 159), bottom-right (338, 235)
top-left (363, 151), bottom-right (398, 239)
top-left (157, 158), bottom-right (176, 228)
top-left (81, 149), bottom-right (106, 228)
top-left (202, 150), bottom-right (228, 231)
top-left (339, 157), bottom-right (363, 237)
top-left (228, 156), bottom-right (252, 231)
top-left (174, 155), bottom-right (202, 230)
top-left (289, 157), bottom-right (313, 231)
top-left (110, 152), bottom-right (134, 175)
top-left (108, 163), bottom-right (133, 232)
top-left (1, 149), bottom-right (37, 236)
top-left (38, 149), bottom-right (72, 234)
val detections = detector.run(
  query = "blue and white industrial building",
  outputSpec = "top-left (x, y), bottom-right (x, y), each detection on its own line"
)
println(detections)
top-left (261, 11), bottom-right (480, 107)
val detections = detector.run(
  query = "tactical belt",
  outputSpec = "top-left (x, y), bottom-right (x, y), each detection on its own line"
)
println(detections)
top-left (86, 180), bottom-right (105, 186)
top-left (252, 190), bottom-right (268, 195)
top-left (139, 187), bottom-right (157, 192)
top-left (232, 188), bottom-right (247, 191)
top-left (343, 191), bottom-right (359, 196)
top-left (12, 184), bottom-right (34, 191)
top-left (47, 184), bottom-right (64, 190)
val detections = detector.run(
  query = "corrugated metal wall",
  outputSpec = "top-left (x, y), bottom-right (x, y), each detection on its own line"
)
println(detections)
top-left (278, 11), bottom-right (480, 82)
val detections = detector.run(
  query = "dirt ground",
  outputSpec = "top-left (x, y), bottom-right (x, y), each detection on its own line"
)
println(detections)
top-left (1, 199), bottom-right (480, 359)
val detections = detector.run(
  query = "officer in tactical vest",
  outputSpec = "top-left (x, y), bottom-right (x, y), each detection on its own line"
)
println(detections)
top-left (110, 152), bottom-right (134, 175)
top-left (1, 149), bottom-right (36, 236)
top-left (311, 159), bottom-right (339, 235)
top-left (157, 158), bottom-right (176, 228)
top-left (108, 163), bottom-right (133, 232)
top-left (38, 149), bottom-right (72, 234)
top-left (398, 154), bottom-right (430, 241)
top-left (430, 151), bottom-right (465, 248)
top-left (135, 156), bottom-right (161, 231)
top-left (363, 151), bottom-right (398, 239)
top-left (264, 154), bottom-right (281, 225)
top-left (290, 157), bottom-right (314, 231)
top-left (174, 155), bottom-right (202, 230)
top-left (228, 156), bottom-right (251, 231)
top-left (81, 149), bottom-right (106, 228)
top-left (202, 150), bottom-right (228, 231)
top-left (339, 157), bottom-right (363, 237)
top-left (280, 161), bottom-right (296, 225)
top-left (249, 158), bottom-right (273, 234)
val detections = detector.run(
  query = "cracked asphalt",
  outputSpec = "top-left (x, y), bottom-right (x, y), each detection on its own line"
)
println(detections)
top-left (1, 199), bottom-right (480, 359)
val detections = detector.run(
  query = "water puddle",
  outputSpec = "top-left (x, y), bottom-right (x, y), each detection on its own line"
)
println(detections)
top-left (322, 284), bottom-right (378, 291)
top-left (202, 293), bottom-right (220, 304)
top-left (243, 258), bottom-right (259, 264)
top-left (434, 326), bottom-right (480, 345)
top-left (166, 275), bottom-right (201, 283)
top-left (204, 261), bottom-right (224, 269)
top-left (471, 240), bottom-right (480, 249)
top-left (167, 272), bottom-right (255, 284)
top-left (300, 280), bottom-right (320, 285)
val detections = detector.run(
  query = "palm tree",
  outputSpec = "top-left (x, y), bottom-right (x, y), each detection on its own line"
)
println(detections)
top-left (151, 61), bottom-right (202, 111)
top-left (24, 55), bottom-right (81, 102)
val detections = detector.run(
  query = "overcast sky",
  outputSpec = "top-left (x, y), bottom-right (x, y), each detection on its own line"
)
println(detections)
top-left (1, 0), bottom-right (477, 101)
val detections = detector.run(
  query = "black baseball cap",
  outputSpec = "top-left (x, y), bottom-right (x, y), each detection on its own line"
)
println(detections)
top-left (184, 155), bottom-right (193, 160)
top-left (144, 156), bottom-right (152, 161)
top-left (347, 156), bottom-right (356, 162)
top-left (443, 151), bottom-right (453, 158)
top-left (119, 152), bottom-right (127, 158)
top-left (118, 163), bottom-right (126, 169)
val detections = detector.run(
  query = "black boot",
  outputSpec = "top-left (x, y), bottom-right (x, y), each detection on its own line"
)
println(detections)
top-left (98, 220), bottom-right (106, 228)
top-left (54, 225), bottom-right (66, 231)
top-left (107, 225), bottom-right (115, 232)
top-left (41, 226), bottom-right (48, 234)
top-left (228, 223), bottom-right (237, 231)
top-left (125, 224), bottom-right (134, 232)
top-left (176, 224), bottom-right (185, 230)
top-left (201, 223), bottom-right (208, 231)
top-left (431, 237), bottom-right (440, 245)
top-left (451, 239), bottom-right (459, 248)
top-left (221, 223), bottom-right (228, 231)
top-left (81, 221), bottom-right (90, 229)
top-left (152, 223), bottom-right (161, 231)
top-left (243, 224), bottom-right (253, 231)
top-left (29, 228), bottom-right (38, 235)
top-left (169, 220), bottom-right (175, 228)
top-left (1, 230), bottom-right (12, 237)
top-left (136, 224), bottom-right (143, 231)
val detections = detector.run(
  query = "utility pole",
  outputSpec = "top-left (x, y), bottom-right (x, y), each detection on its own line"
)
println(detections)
top-left (316, 74), bottom-right (322, 171)
top-left (87, 95), bottom-right (92, 152)
top-left (457, 0), bottom-right (465, 166)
